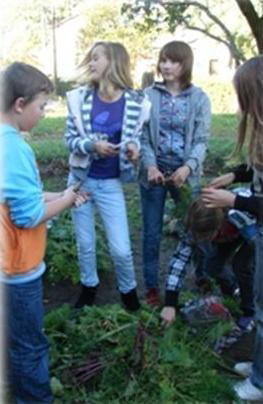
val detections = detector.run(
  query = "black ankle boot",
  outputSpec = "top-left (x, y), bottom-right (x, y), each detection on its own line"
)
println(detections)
top-left (75, 285), bottom-right (98, 309)
top-left (120, 288), bottom-right (140, 311)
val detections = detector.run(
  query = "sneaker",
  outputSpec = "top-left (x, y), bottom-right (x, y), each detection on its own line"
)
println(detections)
top-left (234, 362), bottom-right (253, 378)
top-left (146, 288), bottom-right (161, 307)
top-left (234, 377), bottom-right (263, 401)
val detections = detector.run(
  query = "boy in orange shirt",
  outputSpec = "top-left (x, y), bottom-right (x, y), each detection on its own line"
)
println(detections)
top-left (0, 62), bottom-right (88, 403)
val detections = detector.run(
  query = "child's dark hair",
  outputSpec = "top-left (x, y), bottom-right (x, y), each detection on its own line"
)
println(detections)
top-left (0, 62), bottom-right (54, 113)
top-left (185, 198), bottom-right (224, 241)
top-left (157, 41), bottom-right (193, 90)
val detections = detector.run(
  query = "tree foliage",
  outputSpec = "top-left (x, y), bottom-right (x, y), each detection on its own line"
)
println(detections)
top-left (122, 0), bottom-right (263, 65)
top-left (1, 0), bottom-right (156, 88)
top-left (77, 0), bottom-right (157, 76)
top-left (0, 0), bottom-right (82, 64)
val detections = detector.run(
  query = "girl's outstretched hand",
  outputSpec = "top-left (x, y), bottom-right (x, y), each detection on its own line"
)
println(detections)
top-left (202, 187), bottom-right (236, 208)
top-left (208, 173), bottom-right (235, 189)
top-left (160, 306), bottom-right (176, 328)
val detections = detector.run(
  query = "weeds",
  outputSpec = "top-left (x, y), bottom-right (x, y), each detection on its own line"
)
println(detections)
top-left (46, 210), bottom-right (110, 284)
top-left (45, 304), bottom-right (235, 403)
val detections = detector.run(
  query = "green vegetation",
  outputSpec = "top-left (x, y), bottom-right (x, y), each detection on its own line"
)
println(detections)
top-left (197, 80), bottom-right (237, 114)
top-left (46, 304), bottom-right (236, 403)
top-left (45, 210), bottom-right (110, 284)
top-left (30, 112), bottom-right (239, 169)
top-left (31, 116), bottom-right (66, 137)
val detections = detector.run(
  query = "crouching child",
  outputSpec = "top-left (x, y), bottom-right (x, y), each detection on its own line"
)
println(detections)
top-left (161, 194), bottom-right (256, 331)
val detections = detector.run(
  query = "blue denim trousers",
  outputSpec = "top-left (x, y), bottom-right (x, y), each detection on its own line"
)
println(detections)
top-left (6, 277), bottom-right (53, 404)
top-left (72, 177), bottom-right (136, 294)
top-left (251, 224), bottom-right (263, 389)
top-left (140, 184), bottom-right (180, 289)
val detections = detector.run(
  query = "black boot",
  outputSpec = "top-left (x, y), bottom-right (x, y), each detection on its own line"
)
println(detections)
top-left (120, 288), bottom-right (140, 311)
top-left (75, 285), bottom-right (98, 309)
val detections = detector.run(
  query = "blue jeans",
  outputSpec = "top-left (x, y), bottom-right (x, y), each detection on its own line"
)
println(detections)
top-left (72, 177), bottom-right (136, 294)
top-left (251, 224), bottom-right (263, 389)
top-left (140, 184), bottom-right (179, 289)
top-left (6, 277), bottom-right (52, 404)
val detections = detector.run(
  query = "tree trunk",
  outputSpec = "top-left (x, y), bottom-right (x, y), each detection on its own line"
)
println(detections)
top-left (235, 0), bottom-right (263, 54)
top-left (52, 5), bottom-right (58, 95)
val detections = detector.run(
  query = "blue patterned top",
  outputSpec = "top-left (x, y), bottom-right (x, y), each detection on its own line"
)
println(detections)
top-left (157, 83), bottom-right (193, 171)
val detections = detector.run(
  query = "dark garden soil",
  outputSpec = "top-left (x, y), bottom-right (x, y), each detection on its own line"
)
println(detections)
top-left (43, 222), bottom-right (175, 310)
top-left (42, 166), bottom-right (255, 372)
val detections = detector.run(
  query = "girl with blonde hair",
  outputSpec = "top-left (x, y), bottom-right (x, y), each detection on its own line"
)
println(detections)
top-left (65, 41), bottom-right (151, 310)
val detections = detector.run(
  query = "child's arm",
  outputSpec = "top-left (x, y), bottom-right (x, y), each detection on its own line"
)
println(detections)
top-left (44, 192), bottom-right (63, 202)
top-left (208, 173), bottom-right (235, 189)
top-left (202, 187), bottom-right (263, 221)
top-left (183, 92), bottom-right (211, 177)
top-left (161, 234), bottom-right (193, 327)
top-left (208, 164), bottom-right (253, 189)
top-left (40, 186), bottom-right (87, 223)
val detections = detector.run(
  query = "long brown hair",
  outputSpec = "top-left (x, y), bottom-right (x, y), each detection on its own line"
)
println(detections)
top-left (80, 41), bottom-right (133, 98)
top-left (157, 41), bottom-right (193, 90)
top-left (233, 55), bottom-right (263, 170)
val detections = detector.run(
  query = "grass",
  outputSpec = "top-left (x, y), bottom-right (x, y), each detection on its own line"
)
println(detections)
top-left (31, 116), bottom-right (66, 137)
top-left (32, 138), bottom-right (68, 163)
top-left (45, 304), bottom-right (237, 403)
top-left (29, 112), bottom-right (242, 177)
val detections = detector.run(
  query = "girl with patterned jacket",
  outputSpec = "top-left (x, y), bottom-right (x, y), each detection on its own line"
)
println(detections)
top-left (65, 41), bottom-right (151, 311)
top-left (139, 40), bottom-right (211, 306)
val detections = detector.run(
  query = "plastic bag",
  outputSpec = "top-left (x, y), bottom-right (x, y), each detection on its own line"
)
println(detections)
top-left (180, 295), bottom-right (231, 327)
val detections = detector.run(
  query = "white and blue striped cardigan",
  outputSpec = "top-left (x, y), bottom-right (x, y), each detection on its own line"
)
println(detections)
top-left (65, 86), bottom-right (151, 182)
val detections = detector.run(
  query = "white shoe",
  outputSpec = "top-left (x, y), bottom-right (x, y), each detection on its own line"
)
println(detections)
top-left (234, 377), bottom-right (263, 401)
top-left (234, 362), bottom-right (253, 378)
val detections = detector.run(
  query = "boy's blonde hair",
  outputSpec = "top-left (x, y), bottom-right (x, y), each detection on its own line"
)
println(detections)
top-left (0, 62), bottom-right (53, 113)
top-left (80, 41), bottom-right (133, 97)
top-left (233, 56), bottom-right (263, 170)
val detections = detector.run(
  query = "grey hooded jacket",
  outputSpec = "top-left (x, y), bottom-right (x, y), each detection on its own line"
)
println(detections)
top-left (139, 84), bottom-right (211, 192)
